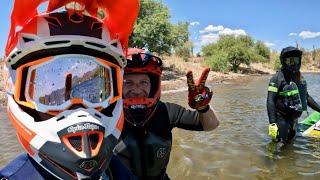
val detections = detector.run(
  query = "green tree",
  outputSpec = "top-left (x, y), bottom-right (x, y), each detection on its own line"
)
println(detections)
top-left (202, 35), bottom-right (272, 72)
top-left (174, 41), bottom-right (193, 61)
top-left (254, 41), bottom-right (270, 59)
top-left (205, 51), bottom-right (229, 72)
top-left (227, 44), bottom-right (251, 72)
top-left (238, 35), bottom-right (254, 48)
top-left (129, 0), bottom-right (189, 55)
top-left (172, 22), bottom-right (189, 49)
top-left (202, 35), bottom-right (255, 72)
top-left (172, 22), bottom-right (191, 60)
top-left (202, 43), bottom-right (217, 57)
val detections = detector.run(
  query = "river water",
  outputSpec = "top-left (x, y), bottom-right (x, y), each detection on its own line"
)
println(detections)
top-left (1, 74), bottom-right (320, 179)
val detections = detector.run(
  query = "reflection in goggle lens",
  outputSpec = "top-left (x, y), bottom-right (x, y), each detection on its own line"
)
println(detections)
top-left (28, 55), bottom-right (111, 106)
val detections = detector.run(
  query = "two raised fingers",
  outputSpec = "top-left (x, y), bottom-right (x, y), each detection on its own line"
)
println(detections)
top-left (186, 68), bottom-right (210, 91)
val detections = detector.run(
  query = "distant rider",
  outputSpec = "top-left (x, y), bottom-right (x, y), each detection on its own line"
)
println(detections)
top-left (267, 46), bottom-right (320, 143)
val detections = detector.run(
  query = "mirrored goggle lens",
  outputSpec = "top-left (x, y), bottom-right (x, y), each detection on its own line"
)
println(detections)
top-left (285, 57), bottom-right (300, 66)
top-left (127, 53), bottom-right (162, 67)
top-left (26, 55), bottom-right (112, 106)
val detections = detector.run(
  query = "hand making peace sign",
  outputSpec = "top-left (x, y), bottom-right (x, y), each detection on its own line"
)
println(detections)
top-left (186, 67), bottom-right (213, 111)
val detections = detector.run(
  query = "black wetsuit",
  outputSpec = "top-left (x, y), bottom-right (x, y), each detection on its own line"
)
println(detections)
top-left (267, 70), bottom-right (320, 142)
top-left (114, 101), bottom-right (203, 180)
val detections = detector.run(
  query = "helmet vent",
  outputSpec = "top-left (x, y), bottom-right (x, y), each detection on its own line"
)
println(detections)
top-left (22, 37), bottom-right (35, 43)
top-left (44, 40), bottom-right (71, 46)
top-left (68, 136), bottom-right (82, 151)
top-left (8, 51), bottom-right (21, 63)
top-left (111, 42), bottom-right (118, 48)
top-left (94, 113), bottom-right (102, 119)
top-left (9, 54), bottom-right (16, 60)
top-left (77, 115), bottom-right (87, 118)
top-left (85, 41), bottom-right (106, 49)
top-left (89, 134), bottom-right (99, 149)
top-left (56, 116), bottom-right (65, 121)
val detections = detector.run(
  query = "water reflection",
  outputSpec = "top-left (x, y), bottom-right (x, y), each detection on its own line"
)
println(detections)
top-left (163, 74), bottom-right (320, 179)
top-left (1, 74), bottom-right (320, 178)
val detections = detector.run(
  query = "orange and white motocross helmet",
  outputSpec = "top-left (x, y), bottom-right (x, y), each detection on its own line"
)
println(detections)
top-left (123, 48), bottom-right (163, 127)
top-left (4, 0), bottom-right (138, 179)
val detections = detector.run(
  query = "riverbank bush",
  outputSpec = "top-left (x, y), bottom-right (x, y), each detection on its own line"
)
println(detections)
top-left (204, 51), bottom-right (229, 72)
top-left (202, 35), bottom-right (270, 72)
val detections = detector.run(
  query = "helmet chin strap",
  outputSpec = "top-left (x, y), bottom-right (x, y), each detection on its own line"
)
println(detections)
top-left (125, 101), bottom-right (159, 127)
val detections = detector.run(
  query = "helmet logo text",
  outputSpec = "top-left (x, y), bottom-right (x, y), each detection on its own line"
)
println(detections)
top-left (67, 123), bottom-right (99, 133)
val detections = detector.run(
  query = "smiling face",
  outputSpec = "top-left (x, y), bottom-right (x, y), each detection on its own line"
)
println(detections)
top-left (123, 73), bottom-right (151, 99)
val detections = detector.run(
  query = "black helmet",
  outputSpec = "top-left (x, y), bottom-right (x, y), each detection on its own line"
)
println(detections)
top-left (280, 46), bottom-right (302, 74)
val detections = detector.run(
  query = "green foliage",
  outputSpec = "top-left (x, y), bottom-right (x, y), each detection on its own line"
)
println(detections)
top-left (129, 0), bottom-right (189, 55)
top-left (172, 22), bottom-right (191, 60)
top-left (274, 58), bottom-right (281, 70)
top-left (202, 35), bottom-right (271, 72)
top-left (269, 51), bottom-right (281, 70)
top-left (254, 41), bottom-right (270, 59)
top-left (227, 44), bottom-right (251, 72)
top-left (250, 53), bottom-right (268, 63)
top-left (238, 35), bottom-right (254, 48)
top-left (202, 43), bottom-right (216, 57)
top-left (205, 51), bottom-right (230, 72)
top-left (174, 41), bottom-right (193, 61)
top-left (172, 22), bottom-right (189, 49)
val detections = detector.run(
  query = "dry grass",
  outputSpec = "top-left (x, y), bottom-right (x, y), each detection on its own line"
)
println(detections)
top-left (0, 60), bottom-right (6, 106)
top-left (301, 50), bottom-right (320, 72)
top-left (162, 55), bottom-right (206, 78)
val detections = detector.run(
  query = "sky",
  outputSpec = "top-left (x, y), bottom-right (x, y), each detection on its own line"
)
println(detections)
top-left (163, 0), bottom-right (320, 54)
top-left (0, 0), bottom-right (320, 56)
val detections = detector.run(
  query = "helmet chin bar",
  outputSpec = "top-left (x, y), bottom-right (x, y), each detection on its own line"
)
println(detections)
top-left (37, 134), bottom-right (118, 179)
top-left (7, 94), bottom-right (123, 179)
top-left (282, 63), bottom-right (301, 74)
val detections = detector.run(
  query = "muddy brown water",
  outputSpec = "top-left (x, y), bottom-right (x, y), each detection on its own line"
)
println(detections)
top-left (1, 74), bottom-right (320, 179)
